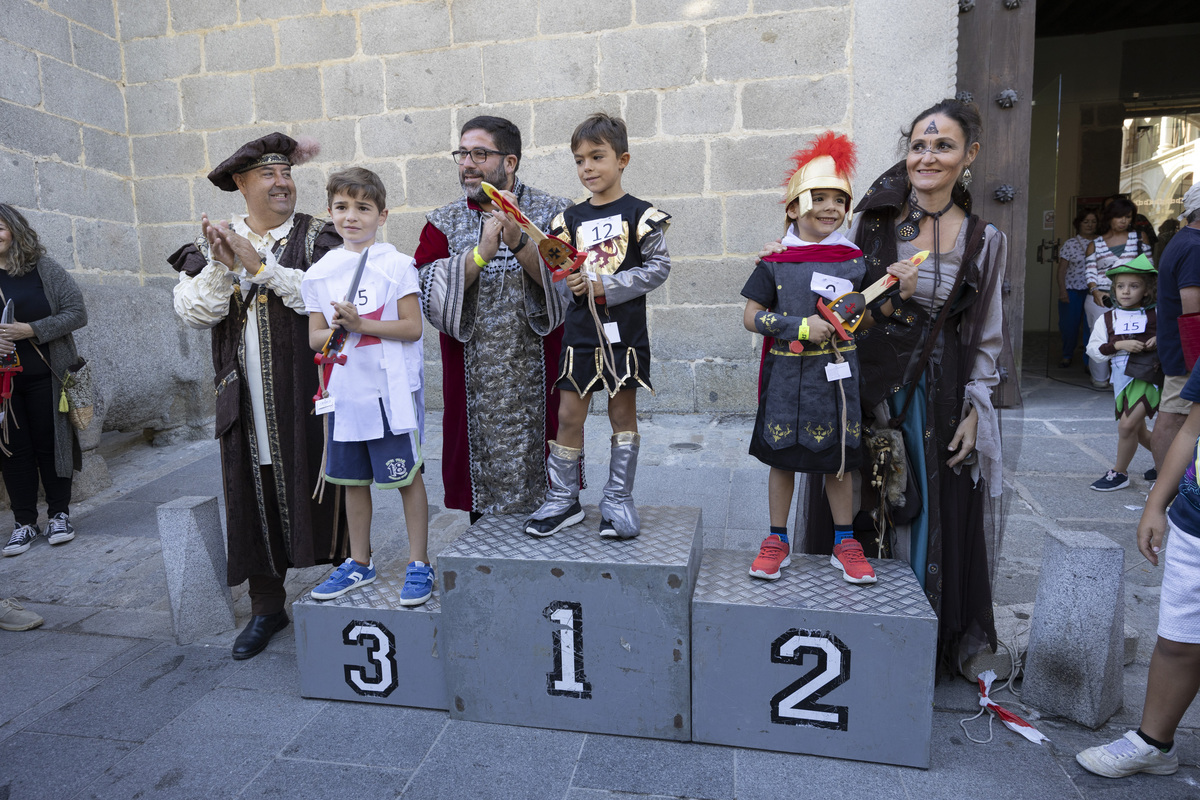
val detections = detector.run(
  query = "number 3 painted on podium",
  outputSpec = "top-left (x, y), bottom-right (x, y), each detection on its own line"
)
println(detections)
top-left (342, 620), bottom-right (400, 698)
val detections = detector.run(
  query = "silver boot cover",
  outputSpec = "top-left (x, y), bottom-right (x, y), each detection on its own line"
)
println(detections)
top-left (599, 431), bottom-right (641, 538)
top-left (529, 440), bottom-right (582, 521)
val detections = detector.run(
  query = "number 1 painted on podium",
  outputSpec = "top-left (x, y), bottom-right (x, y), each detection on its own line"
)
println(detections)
top-left (544, 600), bottom-right (592, 699)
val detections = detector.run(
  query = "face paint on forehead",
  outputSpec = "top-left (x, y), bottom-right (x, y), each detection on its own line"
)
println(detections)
top-left (924, 119), bottom-right (939, 135)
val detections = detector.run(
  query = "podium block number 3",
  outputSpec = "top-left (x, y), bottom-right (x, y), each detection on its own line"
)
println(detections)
top-left (342, 620), bottom-right (399, 698)
top-left (770, 628), bottom-right (851, 731)
top-left (544, 601), bottom-right (592, 699)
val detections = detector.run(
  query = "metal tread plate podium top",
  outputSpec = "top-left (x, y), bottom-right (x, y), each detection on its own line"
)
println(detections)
top-left (293, 569), bottom-right (447, 710)
top-left (691, 548), bottom-right (937, 767)
top-left (440, 505), bottom-right (699, 567)
top-left (694, 549), bottom-right (935, 619)
top-left (438, 506), bottom-right (702, 740)
top-left (293, 572), bottom-right (442, 613)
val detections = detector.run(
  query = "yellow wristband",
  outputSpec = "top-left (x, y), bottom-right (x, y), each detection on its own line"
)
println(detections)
top-left (472, 247), bottom-right (488, 268)
top-left (797, 319), bottom-right (810, 341)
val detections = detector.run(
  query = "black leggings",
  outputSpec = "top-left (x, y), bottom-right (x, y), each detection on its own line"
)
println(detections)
top-left (1, 372), bottom-right (71, 527)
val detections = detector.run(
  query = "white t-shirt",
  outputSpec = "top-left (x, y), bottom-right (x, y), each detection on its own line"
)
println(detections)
top-left (301, 242), bottom-right (423, 442)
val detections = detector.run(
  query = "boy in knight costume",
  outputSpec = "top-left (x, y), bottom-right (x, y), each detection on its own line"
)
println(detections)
top-left (742, 132), bottom-right (878, 584)
top-left (301, 168), bottom-right (432, 605)
top-left (170, 132), bottom-right (345, 660)
top-left (524, 113), bottom-right (671, 539)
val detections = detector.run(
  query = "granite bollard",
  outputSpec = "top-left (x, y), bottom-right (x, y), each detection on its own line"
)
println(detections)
top-left (156, 496), bottom-right (235, 644)
top-left (1022, 529), bottom-right (1125, 728)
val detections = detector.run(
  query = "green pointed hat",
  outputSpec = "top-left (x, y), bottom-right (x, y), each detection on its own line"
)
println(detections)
top-left (1106, 253), bottom-right (1157, 279)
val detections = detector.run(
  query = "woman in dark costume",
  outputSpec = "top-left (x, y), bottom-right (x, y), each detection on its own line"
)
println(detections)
top-left (804, 99), bottom-right (1014, 673)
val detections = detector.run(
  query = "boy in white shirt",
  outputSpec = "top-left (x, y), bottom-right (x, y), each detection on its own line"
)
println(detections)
top-left (300, 167), bottom-right (431, 605)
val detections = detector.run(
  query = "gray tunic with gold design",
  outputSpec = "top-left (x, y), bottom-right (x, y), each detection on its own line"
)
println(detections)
top-left (743, 253), bottom-right (866, 474)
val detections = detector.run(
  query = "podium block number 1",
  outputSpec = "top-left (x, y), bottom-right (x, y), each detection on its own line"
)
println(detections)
top-left (770, 628), bottom-right (851, 731)
top-left (342, 620), bottom-right (399, 698)
top-left (544, 601), bottom-right (592, 699)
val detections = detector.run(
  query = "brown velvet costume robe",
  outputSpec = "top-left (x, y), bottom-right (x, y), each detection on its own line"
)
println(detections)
top-left (169, 214), bottom-right (346, 585)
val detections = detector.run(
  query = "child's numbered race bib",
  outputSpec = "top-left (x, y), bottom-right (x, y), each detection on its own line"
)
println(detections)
top-left (1112, 309), bottom-right (1147, 335)
top-left (811, 271), bottom-right (854, 301)
top-left (579, 214), bottom-right (622, 249)
top-left (825, 361), bottom-right (852, 382)
top-left (348, 284), bottom-right (376, 312)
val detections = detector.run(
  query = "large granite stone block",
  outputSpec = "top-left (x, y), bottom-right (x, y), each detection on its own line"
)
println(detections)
top-left (438, 506), bottom-right (702, 740)
top-left (691, 550), bottom-right (937, 767)
top-left (293, 573), bottom-right (447, 710)
top-left (1023, 529), bottom-right (1125, 728)
top-left (156, 496), bottom-right (235, 645)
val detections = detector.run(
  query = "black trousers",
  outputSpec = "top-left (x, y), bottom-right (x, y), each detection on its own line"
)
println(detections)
top-left (1, 372), bottom-right (71, 527)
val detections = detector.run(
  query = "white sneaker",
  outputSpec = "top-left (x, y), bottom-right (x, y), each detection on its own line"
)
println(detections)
top-left (1076, 730), bottom-right (1179, 778)
top-left (46, 513), bottom-right (75, 545)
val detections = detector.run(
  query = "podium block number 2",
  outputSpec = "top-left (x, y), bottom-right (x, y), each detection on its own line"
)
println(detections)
top-left (343, 620), bottom-right (399, 698)
top-left (770, 628), bottom-right (851, 731)
top-left (544, 601), bottom-right (592, 699)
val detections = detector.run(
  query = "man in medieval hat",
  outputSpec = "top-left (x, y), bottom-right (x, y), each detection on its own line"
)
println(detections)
top-left (169, 132), bottom-right (345, 660)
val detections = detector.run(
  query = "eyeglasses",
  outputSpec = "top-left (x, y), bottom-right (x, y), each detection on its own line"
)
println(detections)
top-left (450, 148), bottom-right (509, 165)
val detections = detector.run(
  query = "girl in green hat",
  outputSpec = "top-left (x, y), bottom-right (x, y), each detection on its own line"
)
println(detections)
top-left (1086, 254), bottom-right (1161, 491)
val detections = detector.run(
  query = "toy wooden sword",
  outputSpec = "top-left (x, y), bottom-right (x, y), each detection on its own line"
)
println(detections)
top-left (480, 181), bottom-right (587, 281)
top-left (817, 250), bottom-right (930, 341)
top-left (313, 246), bottom-right (369, 404)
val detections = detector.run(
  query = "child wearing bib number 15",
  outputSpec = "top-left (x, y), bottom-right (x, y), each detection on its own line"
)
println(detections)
top-left (524, 113), bottom-right (671, 540)
top-left (1086, 253), bottom-right (1161, 492)
top-left (300, 167), bottom-right (432, 605)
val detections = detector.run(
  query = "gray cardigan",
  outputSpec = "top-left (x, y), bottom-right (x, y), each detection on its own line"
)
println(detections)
top-left (13, 256), bottom-right (87, 477)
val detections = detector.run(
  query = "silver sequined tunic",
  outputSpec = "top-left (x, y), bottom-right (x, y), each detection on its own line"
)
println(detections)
top-left (419, 180), bottom-right (571, 514)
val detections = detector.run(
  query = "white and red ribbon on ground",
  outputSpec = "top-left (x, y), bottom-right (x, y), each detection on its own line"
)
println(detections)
top-left (977, 670), bottom-right (1050, 745)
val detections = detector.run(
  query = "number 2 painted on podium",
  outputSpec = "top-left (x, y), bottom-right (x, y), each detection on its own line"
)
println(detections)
top-left (544, 601), bottom-right (592, 699)
top-left (769, 628), bottom-right (851, 730)
top-left (342, 620), bottom-right (399, 698)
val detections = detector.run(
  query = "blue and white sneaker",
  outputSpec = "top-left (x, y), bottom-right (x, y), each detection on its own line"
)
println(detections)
top-left (3, 524), bottom-right (40, 557)
top-left (311, 558), bottom-right (376, 601)
top-left (400, 561), bottom-right (434, 607)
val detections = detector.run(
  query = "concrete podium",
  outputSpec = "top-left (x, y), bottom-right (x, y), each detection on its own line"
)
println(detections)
top-left (293, 572), bottom-right (447, 710)
top-left (438, 506), bottom-right (702, 740)
top-left (691, 549), bottom-right (937, 767)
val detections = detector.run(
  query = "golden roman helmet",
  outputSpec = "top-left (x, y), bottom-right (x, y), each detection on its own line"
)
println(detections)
top-left (784, 131), bottom-right (858, 224)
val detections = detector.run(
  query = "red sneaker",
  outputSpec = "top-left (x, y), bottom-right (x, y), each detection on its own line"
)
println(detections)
top-left (749, 535), bottom-right (791, 580)
top-left (831, 538), bottom-right (877, 585)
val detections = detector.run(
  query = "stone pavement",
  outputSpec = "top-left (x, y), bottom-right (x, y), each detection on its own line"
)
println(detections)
top-left (2, 371), bottom-right (1199, 798)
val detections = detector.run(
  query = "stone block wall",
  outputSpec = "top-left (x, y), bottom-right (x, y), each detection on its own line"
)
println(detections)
top-left (1, 0), bottom-right (958, 433)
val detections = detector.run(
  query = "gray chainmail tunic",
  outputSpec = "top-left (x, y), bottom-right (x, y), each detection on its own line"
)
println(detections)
top-left (419, 179), bottom-right (571, 514)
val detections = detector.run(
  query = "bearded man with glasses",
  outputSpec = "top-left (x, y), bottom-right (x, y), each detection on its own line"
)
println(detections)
top-left (416, 116), bottom-right (572, 522)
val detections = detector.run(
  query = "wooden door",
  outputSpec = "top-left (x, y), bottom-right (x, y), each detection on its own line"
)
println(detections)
top-left (957, 0), bottom-right (1037, 407)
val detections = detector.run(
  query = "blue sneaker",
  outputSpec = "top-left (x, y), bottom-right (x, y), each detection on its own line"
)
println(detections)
top-left (311, 558), bottom-right (376, 601)
top-left (400, 561), bottom-right (434, 607)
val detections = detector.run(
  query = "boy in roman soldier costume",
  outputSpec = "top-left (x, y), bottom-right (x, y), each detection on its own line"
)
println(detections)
top-left (742, 132), bottom-right (879, 584)
top-left (170, 132), bottom-right (346, 660)
top-left (524, 113), bottom-right (671, 539)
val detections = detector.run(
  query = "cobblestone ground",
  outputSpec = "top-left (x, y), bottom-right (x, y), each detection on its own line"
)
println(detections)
top-left (1, 372), bottom-right (1199, 798)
